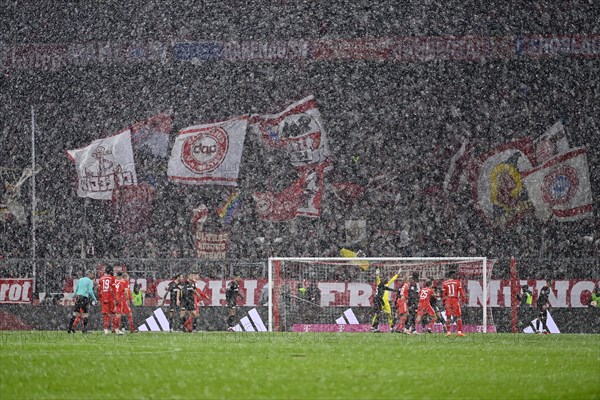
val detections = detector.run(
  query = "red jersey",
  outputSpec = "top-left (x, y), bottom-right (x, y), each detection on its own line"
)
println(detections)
top-left (115, 279), bottom-right (131, 303)
top-left (400, 282), bottom-right (410, 299)
top-left (442, 279), bottom-right (466, 303)
top-left (98, 275), bottom-right (115, 302)
top-left (418, 287), bottom-right (435, 304)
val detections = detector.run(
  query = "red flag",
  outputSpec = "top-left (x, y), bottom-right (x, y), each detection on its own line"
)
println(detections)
top-left (111, 183), bottom-right (154, 236)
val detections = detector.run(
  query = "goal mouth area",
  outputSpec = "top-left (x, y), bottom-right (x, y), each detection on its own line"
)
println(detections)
top-left (267, 257), bottom-right (493, 333)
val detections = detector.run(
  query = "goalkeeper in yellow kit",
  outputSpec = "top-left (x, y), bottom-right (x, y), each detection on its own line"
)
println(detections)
top-left (371, 268), bottom-right (399, 333)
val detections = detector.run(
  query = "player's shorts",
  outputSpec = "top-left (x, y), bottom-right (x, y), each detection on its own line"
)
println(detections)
top-left (101, 300), bottom-right (115, 314)
top-left (416, 301), bottom-right (435, 317)
top-left (72, 296), bottom-right (90, 314)
top-left (445, 299), bottom-right (462, 317)
top-left (180, 298), bottom-right (194, 311)
top-left (396, 299), bottom-right (408, 314)
top-left (115, 300), bottom-right (131, 315)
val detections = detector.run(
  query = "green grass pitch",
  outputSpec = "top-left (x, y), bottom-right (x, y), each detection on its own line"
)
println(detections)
top-left (1, 331), bottom-right (598, 400)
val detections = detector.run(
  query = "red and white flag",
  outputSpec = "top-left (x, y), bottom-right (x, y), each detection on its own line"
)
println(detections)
top-left (167, 116), bottom-right (248, 186)
top-left (443, 138), bottom-right (473, 194)
top-left (249, 95), bottom-right (330, 167)
top-left (67, 130), bottom-right (137, 200)
top-left (253, 161), bottom-right (330, 221)
top-left (522, 147), bottom-right (593, 221)
top-left (130, 113), bottom-right (173, 158)
top-left (468, 137), bottom-right (535, 228)
top-left (534, 121), bottom-right (569, 166)
top-left (253, 175), bottom-right (307, 222)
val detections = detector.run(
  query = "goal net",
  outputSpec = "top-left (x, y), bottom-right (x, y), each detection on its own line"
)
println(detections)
top-left (268, 257), bottom-right (496, 333)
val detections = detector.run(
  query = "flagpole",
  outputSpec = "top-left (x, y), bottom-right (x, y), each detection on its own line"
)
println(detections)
top-left (31, 105), bottom-right (37, 294)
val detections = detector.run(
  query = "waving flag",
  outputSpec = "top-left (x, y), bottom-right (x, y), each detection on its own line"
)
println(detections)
top-left (523, 147), bottom-right (593, 221)
top-left (217, 192), bottom-right (242, 225)
top-left (67, 130), bottom-right (137, 200)
top-left (167, 116), bottom-right (247, 186)
top-left (534, 121), bottom-right (569, 165)
top-left (468, 137), bottom-right (535, 228)
top-left (130, 113), bottom-right (173, 158)
top-left (253, 175), bottom-right (307, 222)
top-left (249, 95), bottom-right (330, 167)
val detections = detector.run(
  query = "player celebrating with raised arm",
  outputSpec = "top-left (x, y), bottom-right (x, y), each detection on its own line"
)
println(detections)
top-left (414, 280), bottom-right (438, 334)
top-left (371, 268), bottom-right (399, 333)
top-left (226, 277), bottom-right (244, 332)
top-left (67, 270), bottom-right (98, 334)
top-left (98, 265), bottom-right (116, 335)
top-left (442, 269), bottom-right (466, 337)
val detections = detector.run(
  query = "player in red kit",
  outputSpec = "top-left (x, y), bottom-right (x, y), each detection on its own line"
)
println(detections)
top-left (414, 280), bottom-right (438, 334)
top-left (442, 269), bottom-right (466, 337)
top-left (114, 272), bottom-right (135, 334)
top-left (98, 265), bottom-right (116, 335)
top-left (393, 276), bottom-right (410, 333)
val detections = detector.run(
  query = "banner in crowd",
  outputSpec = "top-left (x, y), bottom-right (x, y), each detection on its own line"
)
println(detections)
top-left (194, 231), bottom-right (230, 259)
top-left (66, 130), bottom-right (137, 200)
top-left (253, 160), bottom-right (329, 221)
top-left (253, 175), bottom-right (307, 222)
top-left (130, 113), bottom-right (173, 158)
top-left (534, 120), bottom-right (569, 165)
top-left (101, 277), bottom-right (597, 308)
top-left (217, 192), bottom-right (242, 225)
top-left (522, 147), bottom-right (593, 221)
top-left (468, 137), bottom-right (535, 228)
top-left (443, 138), bottom-right (473, 194)
top-left (249, 95), bottom-right (330, 167)
top-left (111, 182), bottom-right (154, 236)
top-left (0, 278), bottom-right (33, 304)
top-left (344, 220), bottom-right (367, 245)
top-left (167, 116), bottom-right (248, 186)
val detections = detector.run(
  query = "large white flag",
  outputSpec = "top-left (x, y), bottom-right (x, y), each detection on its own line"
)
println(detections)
top-left (66, 130), bottom-right (137, 200)
top-left (523, 147), bottom-right (593, 221)
top-left (167, 116), bottom-right (247, 186)
top-left (249, 95), bottom-right (330, 167)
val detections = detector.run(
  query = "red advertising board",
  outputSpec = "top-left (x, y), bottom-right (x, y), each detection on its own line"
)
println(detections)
top-left (0, 278), bottom-right (34, 304)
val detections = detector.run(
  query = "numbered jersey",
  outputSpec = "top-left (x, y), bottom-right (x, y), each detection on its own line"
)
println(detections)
top-left (442, 279), bottom-right (465, 302)
top-left (114, 279), bottom-right (131, 303)
top-left (98, 275), bottom-right (115, 302)
top-left (418, 287), bottom-right (435, 303)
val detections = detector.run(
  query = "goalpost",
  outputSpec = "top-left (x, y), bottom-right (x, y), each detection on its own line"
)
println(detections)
top-left (268, 257), bottom-right (495, 333)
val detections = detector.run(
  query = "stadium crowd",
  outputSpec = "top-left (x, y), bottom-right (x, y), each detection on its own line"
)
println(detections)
top-left (1, 1), bottom-right (598, 294)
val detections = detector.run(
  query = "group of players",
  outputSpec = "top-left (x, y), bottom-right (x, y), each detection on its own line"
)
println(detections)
top-left (160, 274), bottom-right (244, 332)
top-left (160, 273), bottom-right (210, 332)
top-left (67, 266), bottom-right (137, 334)
top-left (67, 266), bottom-right (246, 334)
top-left (371, 268), bottom-right (466, 336)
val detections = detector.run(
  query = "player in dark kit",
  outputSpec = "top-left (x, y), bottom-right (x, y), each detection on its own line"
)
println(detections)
top-left (226, 277), bottom-right (244, 331)
top-left (160, 274), bottom-right (183, 332)
top-left (178, 275), bottom-right (197, 333)
top-left (403, 272), bottom-right (420, 334)
top-left (535, 279), bottom-right (553, 334)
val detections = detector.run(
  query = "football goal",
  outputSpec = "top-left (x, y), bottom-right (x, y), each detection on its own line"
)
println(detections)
top-left (268, 257), bottom-right (495, 333)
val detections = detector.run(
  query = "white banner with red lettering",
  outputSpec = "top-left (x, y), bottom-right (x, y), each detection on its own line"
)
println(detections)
top-left (167, 116), bottom-right (248, 186)
top-left (61, 278), bottom-right (597, 308)
top-left (0, 278), bottom-right (34, 304)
